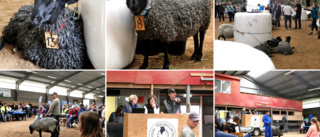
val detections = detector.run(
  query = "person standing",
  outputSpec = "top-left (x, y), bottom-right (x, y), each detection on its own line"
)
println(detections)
top-left (227, 2), bottom-right (234, 22)
top-left (263, 111), bottom-right (272, 137)
top-left (161, 89), bottom-right (181, 114)
top-left (123, 94), bottom-right (141, 113)
top-left (273, 1), bottom-right (278, 18)
top-left (309, 3), bottom-right (319, 35)
top-left (179, 112), bottom-right (200, 137)
top-left (283, 2), bottom-right (293, 29)
top-left (242, 3), bottom-right (247, 12)
top-left (276, 3), bottom-right (282, 27)
top-left (305, 117), bottom-right (320, 137)
top-left (45, 92), bottom-right (60, 136)
top-left (253, 108), bottom-right (259, 115)
top-left (218, 3), bottom-right (225, 22)
top-left (295, 1), bottom-right (302, 29)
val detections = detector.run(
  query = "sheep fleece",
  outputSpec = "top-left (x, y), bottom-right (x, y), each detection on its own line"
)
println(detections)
top-left (2, 5), bottom-right (85, 69)
top-left (31, 117), bottom-right (58, 132)
top-left (135, 0), bottom-right (212, 42)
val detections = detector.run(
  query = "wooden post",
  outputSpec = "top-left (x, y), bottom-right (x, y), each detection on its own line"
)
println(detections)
top-left (150, 84), bottom-right (154, 95)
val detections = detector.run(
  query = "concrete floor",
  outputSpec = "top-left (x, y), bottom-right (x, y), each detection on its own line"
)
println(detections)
top-left (257, 131), bottom-right (305, 137)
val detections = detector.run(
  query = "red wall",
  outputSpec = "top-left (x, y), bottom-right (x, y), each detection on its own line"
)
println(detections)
top-left (215, 73), bottom-right (303, 111)
top-left (107, 71), bottom-right (213, 86)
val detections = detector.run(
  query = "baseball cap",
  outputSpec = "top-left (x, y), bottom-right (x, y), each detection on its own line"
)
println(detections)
top-left (189, 112), bottom-right (200, 121)
top-left (168, 89), bottom-right (176, 93)
top-left (52, 92), bottom-right (58, 95)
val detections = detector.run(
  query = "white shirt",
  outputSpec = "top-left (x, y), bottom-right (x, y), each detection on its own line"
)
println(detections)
top-left (283, 5), bottom-right (293, 16)
top-left (144, 106), bottom-right (160, 114)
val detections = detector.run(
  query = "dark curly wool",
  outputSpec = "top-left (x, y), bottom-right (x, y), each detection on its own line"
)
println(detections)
top-left (136, 0), bottom-right (212, 43)
top-left (1, 5), bottom-right (85, 69)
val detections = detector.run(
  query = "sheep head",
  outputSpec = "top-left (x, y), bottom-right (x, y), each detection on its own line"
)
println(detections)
top-left (29, 125), bottom-right (35, 134)
top-left (31, 0), bottom-right (79, 28)
top-left (126, 0), bottom-right (148, 16)
top-left (285, 36), bottom-right (292, 43)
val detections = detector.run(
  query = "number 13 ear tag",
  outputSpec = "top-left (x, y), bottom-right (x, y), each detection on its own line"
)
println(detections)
top-left (45, 32), bottom-right (59, 49)
top-left (135, 16), bottom-right (145, 31)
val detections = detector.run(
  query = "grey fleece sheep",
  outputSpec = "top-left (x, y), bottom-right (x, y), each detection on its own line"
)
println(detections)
top-left (29, 117), bottom-right (59, 137)
top-left (0, 0), bottom-right (86, 69)
top-left (277, 36), bottom-right (294, 55)
top-left (254, 42), bottom-right (272, 56)
top-left (272, 18), bottom-right (277, 30)
top-left (218, 24), bottom-right (234, 40)
top-left (126, 0), bottom-right (211, 69)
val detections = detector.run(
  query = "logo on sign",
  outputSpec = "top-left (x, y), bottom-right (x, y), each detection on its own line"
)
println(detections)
top-left (149, 121), bottom-right (176, 137)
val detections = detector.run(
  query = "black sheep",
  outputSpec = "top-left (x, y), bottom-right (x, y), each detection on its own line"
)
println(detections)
top-left (126, 0), bottom-right (211, 69)
top-left (0, 0), bottom-right (86, 69)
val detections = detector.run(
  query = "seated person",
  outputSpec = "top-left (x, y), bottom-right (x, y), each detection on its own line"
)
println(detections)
top-left (66, 106), bottom-right (78, 128)
top-left (215, 114), bottom-right (237, 137)
top-left (61, 105), bottom-right (69, 117)
top-left (37, 106), bottom-right (45, 115)
top-left (300, 121), bottom-right (305, 133)
top-left (1, 103), bottom-right (11, 122)
top-left (228, 116), bottom-right (251, 137)
top-left (123, 94), bottom-right (141, 113)
top-left (144, 95), bottom-right (160, 114)
top-left (108, 105), bottom-right (124, 123)
top-left (305, 119), bottom-right (311, 133)
top-left (78, 104), bottom-right (87, 115)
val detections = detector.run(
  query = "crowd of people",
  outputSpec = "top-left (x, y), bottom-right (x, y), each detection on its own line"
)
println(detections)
top-left (216, 1), bottom-right (320, 38)
top-left (1, 92), bottom-right (105, 137)
top-left (107, 88), bottom-right (200, 137)
top-left (0, 101), bottom-right (33, 122)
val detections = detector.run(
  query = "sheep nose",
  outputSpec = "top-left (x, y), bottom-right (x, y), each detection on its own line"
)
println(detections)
top-left (33, 16), bottom-right (42, 24)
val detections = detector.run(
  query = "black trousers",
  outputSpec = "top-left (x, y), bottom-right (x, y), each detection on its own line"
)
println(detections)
top-left (219, 12), bottom-right (224, 21)
top-left (228, 12), bottom-right (233, 22)
top-left (311, 18), bottom-right (318, 31)
top-left (276, 16), bottom-right (281, 27)
top-left (295, 14), bottom-right (301, 28)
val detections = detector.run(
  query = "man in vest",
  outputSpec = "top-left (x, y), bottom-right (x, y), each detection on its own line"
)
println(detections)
top-left (161, 89), bottom-right (181, 114)
top-left (263, 110), bottom-right (272, 137)
top-left (1, 103), bottom-right (11, 122)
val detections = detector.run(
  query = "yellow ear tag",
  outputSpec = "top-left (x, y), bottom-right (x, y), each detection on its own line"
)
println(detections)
top-left (45, 32), bottom-right (59, 49)
top-left (135, 16), bottom-right (145, 31)
top-left (65, 3), bottom-right (68, 8)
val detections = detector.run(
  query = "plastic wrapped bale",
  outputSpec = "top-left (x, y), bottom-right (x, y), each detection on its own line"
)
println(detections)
top-left (214, 40), bottom-right (276, 70)
top-left (81, 0), bottom-right (105, 69)
top-left (218, 24), bottom-right (234, 40)
top-left (301, 8), bottom-right (308, 20)
top-left (106, 0), bottom-right (137, 69)
top-left (234, 13), bottom-right (272, 47)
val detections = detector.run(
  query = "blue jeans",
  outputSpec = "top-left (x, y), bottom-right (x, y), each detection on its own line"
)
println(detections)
top-left (67, 116), bottom-right (78, 127)
top-left (2, 114), bottom-right (11, 122)
top-left (215, 131), bottom-right (237, 137)
top-left (284, 15), bottom-right (291, 28)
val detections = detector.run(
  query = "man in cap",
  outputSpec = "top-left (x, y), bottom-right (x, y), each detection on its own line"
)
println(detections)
top-left (180, 112), bottom-right (200, 137)
top-left (45, 92), bottom-right (60, 135)
top-left (253, 108), bottom-right (259, 115)
top-left (262, 110), bottom-right (272, 137)
top-left (161, 89), bottom-right (181, 114)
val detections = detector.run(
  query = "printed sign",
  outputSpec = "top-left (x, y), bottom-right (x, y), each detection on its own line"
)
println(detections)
top-left (147, 118), bottom-right (178, 137)
top-left (45, 32), bottom-right (59, 49)
top-left (0, 88), bottom-right (11, 97)
top-left (135, 16), bottom-right (145, 31)
top-left (251, 115), bottom-right (260, 127)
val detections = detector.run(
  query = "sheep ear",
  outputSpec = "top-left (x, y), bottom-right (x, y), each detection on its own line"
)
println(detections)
top-left (66, 0), bottom-right (79, 4)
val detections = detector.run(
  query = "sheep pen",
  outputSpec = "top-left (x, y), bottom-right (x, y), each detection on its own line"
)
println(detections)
top-left (215, 15), bottom-right (320, 69)
top-left (1, 116), bottom-right (80, 137)
top-left (0, 0), bottom-right (93, 69)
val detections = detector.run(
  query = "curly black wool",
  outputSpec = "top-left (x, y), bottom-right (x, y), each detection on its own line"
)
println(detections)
top-left (1, 5), bottom-right (86, 69)
top-left (135, 0), bottom-right (212, 43)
